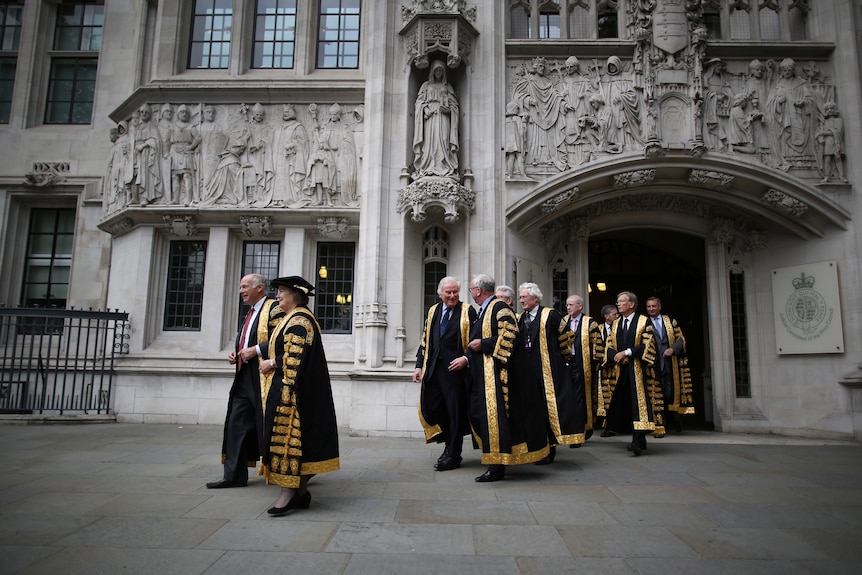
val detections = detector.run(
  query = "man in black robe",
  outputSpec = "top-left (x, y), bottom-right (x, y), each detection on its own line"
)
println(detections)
top-left (414, 276), bottom-right (477, 471)
top-left (207, 273), bottom-right (283, 488)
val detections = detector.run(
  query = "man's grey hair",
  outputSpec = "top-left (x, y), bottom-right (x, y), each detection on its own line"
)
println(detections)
top-left (437, 276), bottom-right (460, 294)
top-left (249, 273), bottom-right (267, 288)
top-left (495, 284), bottom-right (515, 301)
top-left (472, 274), bottom-right (495, 294)
top-left (518, 282), bottom-right (543, 301)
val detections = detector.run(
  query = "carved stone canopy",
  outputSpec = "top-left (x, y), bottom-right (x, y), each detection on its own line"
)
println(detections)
top-left (400, 5), bottom-right (478, 69)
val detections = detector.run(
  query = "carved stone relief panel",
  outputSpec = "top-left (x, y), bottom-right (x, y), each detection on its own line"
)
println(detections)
top-left (102, 102), bottom-right (364, 215)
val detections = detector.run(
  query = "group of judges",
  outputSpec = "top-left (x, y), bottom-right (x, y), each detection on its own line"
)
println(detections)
top-left (414, 275), bottom-right (694, 482)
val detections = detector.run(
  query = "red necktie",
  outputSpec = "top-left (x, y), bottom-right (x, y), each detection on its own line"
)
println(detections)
top-left (238, 309), bottom-right (253, 367)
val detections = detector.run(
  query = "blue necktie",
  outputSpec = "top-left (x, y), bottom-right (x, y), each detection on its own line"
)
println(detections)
top-left (440, 307), bottom-right (451, 336)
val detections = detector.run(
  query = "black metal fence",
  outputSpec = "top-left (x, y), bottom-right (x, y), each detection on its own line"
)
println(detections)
top-left (0, 307), bottom-right (129, 415)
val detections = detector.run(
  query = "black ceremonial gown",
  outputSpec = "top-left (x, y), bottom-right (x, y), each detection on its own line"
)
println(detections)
top-left (262, 307), bottom-right (340, 488)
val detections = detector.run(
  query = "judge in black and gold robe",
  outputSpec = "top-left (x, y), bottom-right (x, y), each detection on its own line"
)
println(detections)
top-left (646, 296), bottom-right (694, 432)
top-left (260, 276), bottom-right (339, 516)
top-left (600, 291), bottom-right (663, 456)
top-left (514, 283), bottom-right (581, 465)
top-left (465, 274), bottom-right (549, 483)
top-left (564, 294), bottom-right (605, 436)
top-left (414, 277), bottom-right (477, 471)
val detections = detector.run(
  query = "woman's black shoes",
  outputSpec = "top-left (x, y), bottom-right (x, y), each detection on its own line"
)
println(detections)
top-left (267, 490), bottom-right (311, 516)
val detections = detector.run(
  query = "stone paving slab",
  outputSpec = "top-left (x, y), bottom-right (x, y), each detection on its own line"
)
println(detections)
top-left (0, 423), bottom-right (860, 574)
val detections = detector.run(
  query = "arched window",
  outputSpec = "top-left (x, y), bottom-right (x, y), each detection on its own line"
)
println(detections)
top-left (422, 226), bottom-right (449, 311)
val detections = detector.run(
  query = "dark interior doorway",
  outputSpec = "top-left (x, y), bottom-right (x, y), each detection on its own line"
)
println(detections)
top-left (588, 230), bottom-right (713, 430)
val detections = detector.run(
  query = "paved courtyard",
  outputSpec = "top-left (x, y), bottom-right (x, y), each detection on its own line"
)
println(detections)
top-left (1, 422), bottom-right (860, 574)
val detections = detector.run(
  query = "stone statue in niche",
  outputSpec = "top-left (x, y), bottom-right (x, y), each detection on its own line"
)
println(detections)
top-left (157, 103), bottom-right (174, 202)
top-left (504, 101), bottom-right (526, 178)
top-left (245, 103), bottom-right (274, 206)
top-left (273, 103), bottom-right (308, 207)
top-left (131, 104), bottom-right (164, 206)
top-left (765, 58), bottom-right (816, 170)
top-left (513, 56), bottom-right (566, 170)
top-left (166, 104), bottom-right (201, 205)
top-left (412, 59), bottom-right (460, 180)
top-left (104, 121), bottom-right (133, 213)
top-left (198, 104), bottom-right (227, 195)
top-left (815, 101), bottom-right (848, 183)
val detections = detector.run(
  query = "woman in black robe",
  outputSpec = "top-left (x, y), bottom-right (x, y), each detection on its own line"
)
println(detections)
top-left (259, 276), bottom-right (339, 516)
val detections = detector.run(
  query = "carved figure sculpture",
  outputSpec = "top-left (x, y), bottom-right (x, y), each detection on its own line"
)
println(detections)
top-left (200, 106), bottom-right (250, 206)
top-left (728, 93), bottom-right (755, 154)
top-left (131, 104), bottom-right (164, 205)
top-left (815, 102), bottom-right (848, 183)
top-left (582, 93), bottom-right (621, 155)
top-left (702, 58), bottom-right (731, 152)
top-left (273, 103), bottom-right (309, 206)
top-left (504, 101), bottom-right (526, 178)
top-left (412, 60), bottom-right (460, 180)
top-left (602, 56), bottom-right (642, 151)
top-left (325, 103), bottom-right (358, 204)
top-left (305, 103), bottom-right (337, 206)
top-left (167, 104), bottom-right (202, 205)
top-left (514, 57), bottom-right (566, 169)
top-left (104, 121), bottom-right (133, 213)
top-left (245, 103), bottom-right (274, 206)
top-left (198, 105), bottom-right (227, 193)
top-left (765, 58), bottom-right (815, 169)
top-left (560, 56), bottom-right (597, 167)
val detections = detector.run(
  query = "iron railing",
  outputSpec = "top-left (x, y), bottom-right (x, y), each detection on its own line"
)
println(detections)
top-left (0, 307), bottom-right (129, 415)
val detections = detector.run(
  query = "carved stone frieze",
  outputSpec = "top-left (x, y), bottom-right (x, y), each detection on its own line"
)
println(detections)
top-left (501, 5), bottom-right (846, 191)
top-left (317, 216), bottom-right (350, 238)
top-left (762, 189), bottom-right (808, 216)
top-left (541, 187), bottom-right (578, 214)
top-left (688, 169), bottom-right (733, 191)
top-left (613, 169), bottom-right (656, 189)
top-left (239, 215), bottom-right (272, 237)
top-left (24, 162), bottom-right (70, 187)
top-left (397, 176), bottom-right (475, 223)
top-left (587, 194), bottom-right (709, 219)
top-left (101, 102), bottom-right (362, 218)
top-left (163, 215), bottom-right (197, 237)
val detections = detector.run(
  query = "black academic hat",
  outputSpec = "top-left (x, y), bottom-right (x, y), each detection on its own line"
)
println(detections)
top-left (271, 276), bottom-right (316, 296)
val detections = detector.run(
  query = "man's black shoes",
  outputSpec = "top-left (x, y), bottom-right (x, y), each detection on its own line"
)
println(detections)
top-left (206, 479), bottom-right (247, 489)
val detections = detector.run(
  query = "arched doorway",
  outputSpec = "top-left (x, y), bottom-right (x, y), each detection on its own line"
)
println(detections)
top-left (588, 229), bottom-right (713, 430)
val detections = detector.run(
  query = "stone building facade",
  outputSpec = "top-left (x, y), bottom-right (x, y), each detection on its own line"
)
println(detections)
top-left (1, 1), bottom-right (861, 440)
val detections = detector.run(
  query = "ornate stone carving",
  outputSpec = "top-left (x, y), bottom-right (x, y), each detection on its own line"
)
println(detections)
top-left (105, 102), bottom-right (361, 214)
top-left (688, 169), bottom-right (733, 191)
top-left (163, 215), bottom-right (197, 237)
top-left (317, 216), bottom-right (350, 238)
top-left (500, 9), bottom-right (844, 190)
top-left (24, 162), bottom-right (70, 187)
top-left (587, 194), bottom-right (709, 219)
top-left (239, 215), bottom-right (272, 237)
top-left (102, 217), bottom-right (134, 237)
top-left (613, 169), bottom-right (655, 189)
top-left (541, 187), bottom-right (578, 214)
top-left (762, 189), bottom-right (808, 216)
top-left (400, 1), bottom-right (478, 69)
top-left (397, 177), bottom-right (475, 222)
top-left (412, 60), bottom-right (460, 181)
